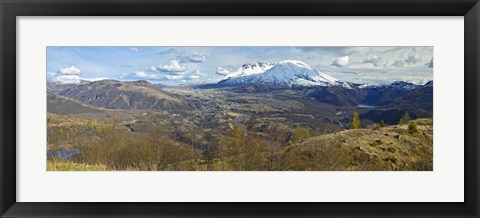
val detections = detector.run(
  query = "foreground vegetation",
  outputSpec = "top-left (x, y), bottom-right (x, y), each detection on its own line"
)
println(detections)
top-left (48, 159), bottom-right (110, 171)
top-left (47, 112), bottom-right (433, 171)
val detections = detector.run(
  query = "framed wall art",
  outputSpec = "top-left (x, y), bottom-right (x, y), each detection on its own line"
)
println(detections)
top-left (1, 0), bottom-right (479, 217)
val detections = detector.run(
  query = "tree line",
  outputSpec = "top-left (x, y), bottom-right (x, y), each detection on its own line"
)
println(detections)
top-left (49, 120), bottom-right (313, 171)
top-left (48, 110), bottom-right (425, 171)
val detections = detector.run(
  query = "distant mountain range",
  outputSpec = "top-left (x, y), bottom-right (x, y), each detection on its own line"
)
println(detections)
top-left (207, 60), bottom-right (432, 108)
top-left (47, 60), bottom-right (432, 122)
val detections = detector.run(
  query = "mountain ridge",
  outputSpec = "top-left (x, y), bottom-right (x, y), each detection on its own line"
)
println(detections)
top-left (51, 79), bottom-right (195, 110)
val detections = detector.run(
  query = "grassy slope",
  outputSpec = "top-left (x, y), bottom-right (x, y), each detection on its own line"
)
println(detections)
top-left (282, 118), bottom-right (433, 171)
top-left (47, 94), bottom-right (104, 114)
top-left (47, 160), bottom-right (109, 171)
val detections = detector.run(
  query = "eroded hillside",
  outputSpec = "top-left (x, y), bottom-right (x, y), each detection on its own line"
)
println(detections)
top-left (282, 119), bottom-right (433, 171)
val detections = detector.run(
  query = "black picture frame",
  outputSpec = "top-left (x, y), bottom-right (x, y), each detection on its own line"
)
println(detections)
top-left (1, 0), bottom-right (479, 217)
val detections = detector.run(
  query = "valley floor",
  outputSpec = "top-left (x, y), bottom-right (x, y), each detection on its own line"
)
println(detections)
top-left (47, 104), bottom-right (433, 171)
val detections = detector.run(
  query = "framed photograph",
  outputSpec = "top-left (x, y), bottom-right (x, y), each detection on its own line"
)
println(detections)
top-left (1, 0), bottom-right (479, 217)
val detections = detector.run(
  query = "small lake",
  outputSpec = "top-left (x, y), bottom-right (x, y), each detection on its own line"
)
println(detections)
top-left (357, 104), bottom-right (377, 108)
top-left (47, 148), bottom-right (81, 160)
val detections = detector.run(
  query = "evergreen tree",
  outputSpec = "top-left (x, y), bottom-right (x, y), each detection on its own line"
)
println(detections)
top-left (408, 121), bottom-right (418, 134)
top-left (398, 117), bottom-right (404, 125)
top-left (350, 112), bottom-right (361, 129)
top-left (380, 120), bottom-right (385, 128)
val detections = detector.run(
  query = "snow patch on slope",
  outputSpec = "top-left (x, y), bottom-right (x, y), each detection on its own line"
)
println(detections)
top-left (218, 61), bottom-right (275, 79)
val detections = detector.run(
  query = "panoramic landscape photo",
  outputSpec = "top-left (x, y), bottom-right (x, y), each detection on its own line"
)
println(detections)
top-left (47, 46), bottom-right (433, 171)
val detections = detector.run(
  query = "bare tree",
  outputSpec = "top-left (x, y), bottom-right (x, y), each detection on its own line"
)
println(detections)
top-left (265, 123), bottom-right (289, 170)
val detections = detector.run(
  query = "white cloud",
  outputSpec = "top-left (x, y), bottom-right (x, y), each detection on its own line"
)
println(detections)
top-left (52, 75), bottom-right (108, 84)
top-left (47, 72), bottom-right (57, 81)
top-left (54, 75), bottom-right (83, 84)
top-left (84, 77), bottom-right (109, 82)
top-left (118, 70), bottom-right (162, 81)
top-left (130, 47), bottom-right (139, 53)
top-left (162, 70), bottom-right (205, 81)
top-left (58, 66), bottom-right (81, 75)
top-left (176, 51), bottom-right (209, 63)
top-left (134, 71), bottom-right (159, 79)
top-left (51, 66), bottom-right (109, 84)
top-left (317, 62), bottom-right (433, 85)
top-left (185, 51), bottom-right (208, 62)
top-left (127, 65), bottom-right (204, 82)
top-left (405, 53), bottom-right (422, 64)
top-left (363, 55), bottom-right (384, 67)
top-left (157, 48), bottom-right (179, 55)
top-left (216, 67), bottom-right (231, 75)
top-left (164, 74), bottom-right (185, 80)
top-left (157, 60), bottom-right (187, 72)
top-left (192, 69), bottom-right (205, 75)
top-left (321, 47), bottom-right (433, 70)
top-left (391, 60), bottom-right (405, 68)
top-left (187, 70), bottom-right (206, 79)
top-left (331, 56), bottom-right (349, 67)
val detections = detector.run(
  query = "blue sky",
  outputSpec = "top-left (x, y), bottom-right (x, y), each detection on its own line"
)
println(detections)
top-left (47, 46), bottom-right (433, 85)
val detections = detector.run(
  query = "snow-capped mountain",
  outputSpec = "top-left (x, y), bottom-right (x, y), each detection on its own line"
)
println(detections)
top-left (386, 81), bottom-right (421, 90)
top-left (359, 81), bottom-right (421, 90)
top-left (218, 60), bottom-right (341, 87)
top-left (218, 61), bottom-right (275, 79)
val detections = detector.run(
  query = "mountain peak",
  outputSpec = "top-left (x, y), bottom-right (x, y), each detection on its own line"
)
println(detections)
top-left (126, 80), bottom-right (154, 87)
top-left (217, 60), bottom-right (339, 87)
top-left (277, 60), bottom-right (312, 69)
top-left (91, 79), bottom-right (120, 84)
top-left (389, 81), bottom-right (420, 90)
top-left (240, 61), bottom-right (274, 69)
top-left (220, 61), bottom-right (275, 79)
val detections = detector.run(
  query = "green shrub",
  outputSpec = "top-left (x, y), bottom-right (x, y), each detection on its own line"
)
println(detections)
top-left (380, 120), bottom-right (385, 128)
top-left (408, 121), bottom-right (418, 134)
